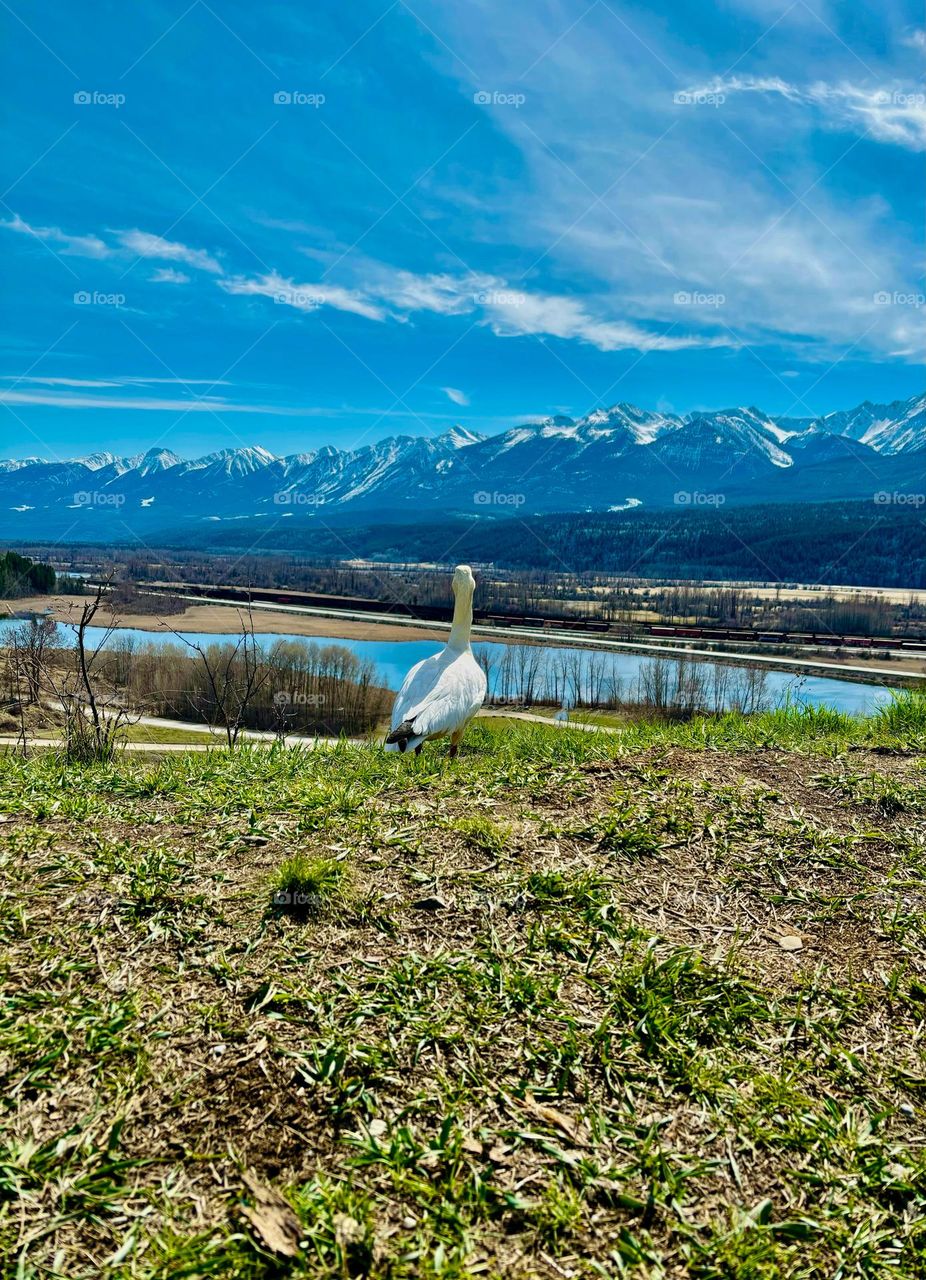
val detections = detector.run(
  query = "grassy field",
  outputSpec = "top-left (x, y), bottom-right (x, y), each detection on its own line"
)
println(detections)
top-left (117, 723), bottom-right (222, 746)
top-left (1, 697), bottom-right (925, 1277)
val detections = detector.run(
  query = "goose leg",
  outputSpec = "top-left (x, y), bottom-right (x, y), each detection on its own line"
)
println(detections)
top-left (448, 730), bottom-right (462, 759)
top-left (414, 744), bottom-right (423, 756)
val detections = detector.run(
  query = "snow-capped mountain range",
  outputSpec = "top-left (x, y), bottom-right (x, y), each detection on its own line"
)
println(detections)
top-left (1, 394), bottom-right (923, 539)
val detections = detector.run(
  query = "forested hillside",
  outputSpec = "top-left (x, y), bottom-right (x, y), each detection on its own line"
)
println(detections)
top-left (176, 501), bottom-right (926, 588)
top-left (0, 551), bottom-right (55, 598)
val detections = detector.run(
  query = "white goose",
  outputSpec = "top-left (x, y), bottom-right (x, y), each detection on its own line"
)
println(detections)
top-left (385, 564), bottom-right (487, 757)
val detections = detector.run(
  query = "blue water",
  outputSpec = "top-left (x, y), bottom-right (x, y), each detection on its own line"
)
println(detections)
top-left (0, 617), bottom-right (895, 715)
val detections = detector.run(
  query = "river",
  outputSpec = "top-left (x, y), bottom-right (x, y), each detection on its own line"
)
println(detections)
top-left (0, 617), bottom-right (895, 715)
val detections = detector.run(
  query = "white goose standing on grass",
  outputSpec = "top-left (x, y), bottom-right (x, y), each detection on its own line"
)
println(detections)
top-left (385, 564), bottom-right (487, 758)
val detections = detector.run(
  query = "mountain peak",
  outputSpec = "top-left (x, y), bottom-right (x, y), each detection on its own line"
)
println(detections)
top-left (0, 393), bottom-right (921, 533)
top-left (439, 425), bottom-right (483, 448)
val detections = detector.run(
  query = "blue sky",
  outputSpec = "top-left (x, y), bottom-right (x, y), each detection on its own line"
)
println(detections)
top-left (1, 0), bottom-right (923, 461)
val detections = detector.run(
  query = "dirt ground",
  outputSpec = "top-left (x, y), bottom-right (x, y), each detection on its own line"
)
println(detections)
top-left (4, 595), bottom-right (445, 642)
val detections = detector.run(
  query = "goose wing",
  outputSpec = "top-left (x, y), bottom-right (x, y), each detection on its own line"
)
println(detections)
top-left (390, 653), bottom-right (438, 731)
top-left (391, 650), bottom-right (486, 740)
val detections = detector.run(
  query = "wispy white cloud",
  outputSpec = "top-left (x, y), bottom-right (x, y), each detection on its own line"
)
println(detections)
top-left (441, 386), bottom-right (469, 405)
top-left (117, 230), bottom-right (223, 273)
top-left (1, 216), bottom-right (225, 273)
top-left (3, 375), bottom-right (232, 388)
top-left (481, 290), bottom-right (733, 353)
top-left (683, 76), bottom-right (926, 150)
top-left (150, 267), bottom-right (190, 284)
top-left (0, 387), bottom-right (309, 414)
top-left (224, 262), bottom-right (729, 353)
top-left (368, 268), bottom-right (493, 316)
top-left (219, 270), bottom-right (386, 320)
top-left (0, 213), bottom-right (110, 257)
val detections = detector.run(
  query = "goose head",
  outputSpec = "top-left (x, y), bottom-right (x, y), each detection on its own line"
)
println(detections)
top-left (452, 564), bottom-right (476, 597)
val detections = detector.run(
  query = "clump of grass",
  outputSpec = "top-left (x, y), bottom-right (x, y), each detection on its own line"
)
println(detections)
top-left (524, 868), bottom-right (609, 912)
top-left (873, 690), bottom-right (926, 742)
top-left (269, 854), bottom-right (348, 915)
top-left (451, 813), bottom-right (511, 855)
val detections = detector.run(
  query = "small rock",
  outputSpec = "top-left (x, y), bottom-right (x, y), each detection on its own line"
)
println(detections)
top-left (402, 1215), bottom-right (417, 1230)
top-left (368, 1118), bottom-right (388, 1137)
top-left (411, 896), bottom-right (450, 911)
top-left (240, 834), bottom-right (269, 847)
top-left (776, 935), bottom-right (803, 951)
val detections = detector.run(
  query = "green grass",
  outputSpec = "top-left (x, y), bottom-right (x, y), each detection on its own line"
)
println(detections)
top-left (118, 722), bottom-right (219, 745)
top-left (269, 854), bottom-right (349, 913)
top-left (0, 701), bottom-right (925, 1277)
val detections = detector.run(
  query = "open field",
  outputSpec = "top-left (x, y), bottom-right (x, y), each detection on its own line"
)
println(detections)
top-left (1, 700), bottom-right (925, 1277)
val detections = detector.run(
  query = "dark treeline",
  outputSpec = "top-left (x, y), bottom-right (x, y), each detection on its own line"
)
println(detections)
top-left (0, 551), bottom-right (55, 598)
top-left (14, 499), bottom-right (925, 589)
top-left (138, 499), bottom-right (925, 588)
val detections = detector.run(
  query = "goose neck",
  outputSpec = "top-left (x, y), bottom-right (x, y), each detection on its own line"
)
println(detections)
top-left (448, 588), bottom-right (474, 651)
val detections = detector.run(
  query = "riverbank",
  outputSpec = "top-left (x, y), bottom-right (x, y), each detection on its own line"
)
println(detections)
top-left (6, 592), bottom-right (924, 691)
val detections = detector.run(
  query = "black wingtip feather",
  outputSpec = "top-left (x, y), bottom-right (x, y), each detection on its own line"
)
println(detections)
top-left (385, 718), bottom-right (417, 750)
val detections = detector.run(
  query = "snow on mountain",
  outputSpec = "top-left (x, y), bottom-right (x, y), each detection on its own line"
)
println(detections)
top-left (856, 394), bottom-right (926, 454)
top-left (581, 402), bottom-right (683, 444)
top-left (785, 395), bottom-right (926, 455)
top-left (670, 408), bottom-right (794, 469)
top-left (74, 451), bottom-right (121, 471)
top-left (126, 447), bottom-right (184, 476)
top-left (441, 426), bottom-right (484, 449)
top-left (195, 446), bottom-right (278, 477)
top-left (0, 395), bottom-right (922, 533)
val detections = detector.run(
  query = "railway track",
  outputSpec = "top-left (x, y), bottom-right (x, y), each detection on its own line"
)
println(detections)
top-left (145, 580), bottom-right (926, 655)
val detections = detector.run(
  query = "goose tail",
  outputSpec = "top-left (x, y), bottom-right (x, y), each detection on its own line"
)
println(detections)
top-left (385, 718), bottom-right (418, 752)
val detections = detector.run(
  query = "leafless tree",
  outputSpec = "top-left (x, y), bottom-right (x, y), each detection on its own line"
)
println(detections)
top-left (164, 598), bottom-right (272, 748)
top-left (7, 615), bottom-right (59, 704)
top-left (41, 578), bottom-right (137, 762)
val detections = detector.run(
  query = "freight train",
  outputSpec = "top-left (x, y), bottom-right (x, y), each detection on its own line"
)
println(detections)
top-left (145, 582), bottom-right (926, 653)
